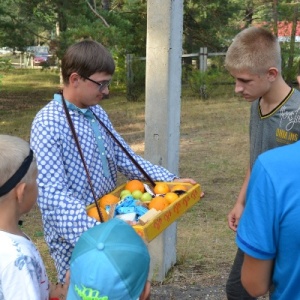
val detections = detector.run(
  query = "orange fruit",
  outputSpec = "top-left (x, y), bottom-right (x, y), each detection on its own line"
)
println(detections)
top-left (148, 196), bottom-right (169, 211)
top-left (171, 184), bottom-right (188, 192)
top-left (125, 180), bottom-right (145, 193)
top-left (164, 192), bottom-right (179, 204)
top-left (87, 206), bottom-right (109, 222)
top-left (99, 194), bottom-right (119, 209)
top-left (153, 182), bottom-right (170, 194)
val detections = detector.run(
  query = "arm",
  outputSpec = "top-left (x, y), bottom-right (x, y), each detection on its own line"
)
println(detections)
top-left (241, 254), bottom-right (273, 297)
top-left (104, 119), bottom-right (177, 182)
top-left (173, 177), bottom-right (205, 197)
top-left (227, 165), bottom-right (250, 231)
top-left (237, 158), bottom-right (278, 298)
top-left (31, 120), bottom-right (98, 240)
top-left (174, 178), bottom-right (196, 184)
top-left (31, 118), bottom-right (99, 281)
top-left (50, 271), bottom-right (70, 300)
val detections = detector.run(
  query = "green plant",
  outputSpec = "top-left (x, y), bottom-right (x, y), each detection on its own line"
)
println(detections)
top-left (126, 56), bottom-right (146, 102)
top-left (187, 68), bottom-right (233, 99)
top-left (0, 57), bottom-right (13, 71)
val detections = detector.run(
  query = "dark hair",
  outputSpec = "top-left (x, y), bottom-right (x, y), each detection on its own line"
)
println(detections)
top-left (61, 40), bottom-right (115, 84)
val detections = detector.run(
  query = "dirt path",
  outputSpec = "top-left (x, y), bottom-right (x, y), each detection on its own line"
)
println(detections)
top-left (151, 283), bottom-right (226, 299)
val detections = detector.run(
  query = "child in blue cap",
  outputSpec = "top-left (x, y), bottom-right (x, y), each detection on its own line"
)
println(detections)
top-left (67, 218), bottom-right (150, 300)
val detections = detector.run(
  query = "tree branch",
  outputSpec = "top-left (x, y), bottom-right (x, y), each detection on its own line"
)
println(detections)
top-left (84, 0), bottom-right (110, 28)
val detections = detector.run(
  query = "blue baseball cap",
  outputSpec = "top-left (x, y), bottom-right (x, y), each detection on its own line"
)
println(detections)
top-left (67, 218), bottom-right (150, 300)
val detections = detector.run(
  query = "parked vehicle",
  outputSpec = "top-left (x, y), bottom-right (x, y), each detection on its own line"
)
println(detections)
top-left (33, 52), bottom-right (49, 65)
top-left (0, 47), bottom-right (13, 55)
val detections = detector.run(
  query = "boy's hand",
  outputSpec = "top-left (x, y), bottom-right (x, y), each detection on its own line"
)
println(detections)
top-left (227, 203), bottom-right (244, 232)
top-left (173, 178), bottom-right (205, 198)
top-left (173, 177), bottom-right (196, 184)
top-left (50, 271), bottom-right (70, 300)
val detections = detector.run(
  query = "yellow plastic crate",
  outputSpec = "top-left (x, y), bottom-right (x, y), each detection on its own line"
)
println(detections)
top-left (87, 182), bottom-right (202, 242)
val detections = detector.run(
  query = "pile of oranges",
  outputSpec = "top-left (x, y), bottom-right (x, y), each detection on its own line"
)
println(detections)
top-left (87, 206), bottom-right (109, 222)
top-left (99, 194), bottom-right (119, 209)
top-left (86, 180), bottom-right (189, 221)
top-left (125, 179), bottom-right (145, 193)
top-left (148, 182), bottom-right (188, 211)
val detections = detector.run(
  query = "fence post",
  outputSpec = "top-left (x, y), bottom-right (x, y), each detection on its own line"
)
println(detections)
top-left (199, 47), bottom-right (208, 98)
top-left (199, 47), bottom-right (208, 72)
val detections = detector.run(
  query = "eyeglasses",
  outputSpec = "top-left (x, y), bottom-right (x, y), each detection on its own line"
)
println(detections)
top-left (81, 75), bottom-right (111, 91)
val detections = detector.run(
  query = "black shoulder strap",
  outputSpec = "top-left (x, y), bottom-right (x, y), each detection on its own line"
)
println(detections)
top-left (91, 112), bottom-right (156, 188)
top-left (61, 92), bottom-right (105, 222)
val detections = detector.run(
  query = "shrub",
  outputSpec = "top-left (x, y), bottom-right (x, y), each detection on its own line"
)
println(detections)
top-left (0, 57), bottom-right (13, 71)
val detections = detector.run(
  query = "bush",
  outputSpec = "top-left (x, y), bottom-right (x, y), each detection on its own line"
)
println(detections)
top-left (125, 55), bottom-right (146, 102)
top-left (186, 68), bottom-right (233, 99)
top-left (0, 57), bottom-right (13, 71)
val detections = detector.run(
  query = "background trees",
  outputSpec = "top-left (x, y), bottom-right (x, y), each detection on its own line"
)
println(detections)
top-left (0, 0), bottom-right (299, 89)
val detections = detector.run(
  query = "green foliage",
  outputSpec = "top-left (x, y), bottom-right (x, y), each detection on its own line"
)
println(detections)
top-left (184, 0), bottom-right (242, 52)
top-left (281, 42), bottom-right (300, 84)
top-left (186, 67), bottom-right (233, 99)
top-left (126, 56), bottom-right (145, 101)
top-left (54, 0), bottom-right (147, 87)
top-left (1, 0), bottom-right (300, 92)
top-left (112, 54), bottom-right (127, 88)
top-left (0, 57), bottom-right (13, 71)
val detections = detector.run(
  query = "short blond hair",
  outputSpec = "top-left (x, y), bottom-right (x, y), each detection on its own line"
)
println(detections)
top-left (0, 135), bottom-right (36, 191)
top-left (225, 26), bottom-right (281, 74)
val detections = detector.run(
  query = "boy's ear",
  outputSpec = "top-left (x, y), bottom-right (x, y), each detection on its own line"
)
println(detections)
top-left (15, 182), bottom-right (26, 203)
top-left (267, 67), bottom-right (278, 82)
top-left (139, 281), bottom-right (151, 300)
top-left (69, 72), bottom-right (81, 86)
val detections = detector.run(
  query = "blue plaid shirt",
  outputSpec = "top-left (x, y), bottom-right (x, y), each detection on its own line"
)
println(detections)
top-left (30, 94), bottom-right (176, 282)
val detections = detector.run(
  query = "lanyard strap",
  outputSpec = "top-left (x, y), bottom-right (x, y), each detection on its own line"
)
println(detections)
top-left (91, 112), bottom-right (156, 188)
top-left (61, 93), bottom-right (105, 223)
top-left (60, 91), bottom-right (157, 221)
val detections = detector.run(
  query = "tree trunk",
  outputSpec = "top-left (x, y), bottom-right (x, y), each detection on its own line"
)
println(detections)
top-left (286, 4), bottom-right (299, 84)
top-left (272, 0), bottom-right (278, 36)
top-left (102, 0), bottom-right (110, 10)
top-left (244, 0), bottom-right (253, 28)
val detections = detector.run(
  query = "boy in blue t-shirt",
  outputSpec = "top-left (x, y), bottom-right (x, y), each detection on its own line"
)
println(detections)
top-left (237, 140), bottom-right (300, 299)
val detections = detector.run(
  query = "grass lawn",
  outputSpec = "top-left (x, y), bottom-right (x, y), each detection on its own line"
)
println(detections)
top-left (0, 69), bottom-right (249, 298)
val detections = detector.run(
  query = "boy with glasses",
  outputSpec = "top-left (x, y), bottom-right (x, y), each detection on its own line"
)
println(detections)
top-left (30, 39), bottom-right (195, 283)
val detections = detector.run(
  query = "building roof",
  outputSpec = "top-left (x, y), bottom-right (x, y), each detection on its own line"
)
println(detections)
top-left (277, 21), bottom-right (300, 42)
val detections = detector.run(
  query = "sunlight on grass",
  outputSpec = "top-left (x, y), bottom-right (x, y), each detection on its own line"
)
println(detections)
top-left (1, 69), bottom-right (60, 92)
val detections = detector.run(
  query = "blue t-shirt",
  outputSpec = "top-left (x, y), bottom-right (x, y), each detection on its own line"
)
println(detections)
top-left (237, 140), bottom-right (300, 299)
